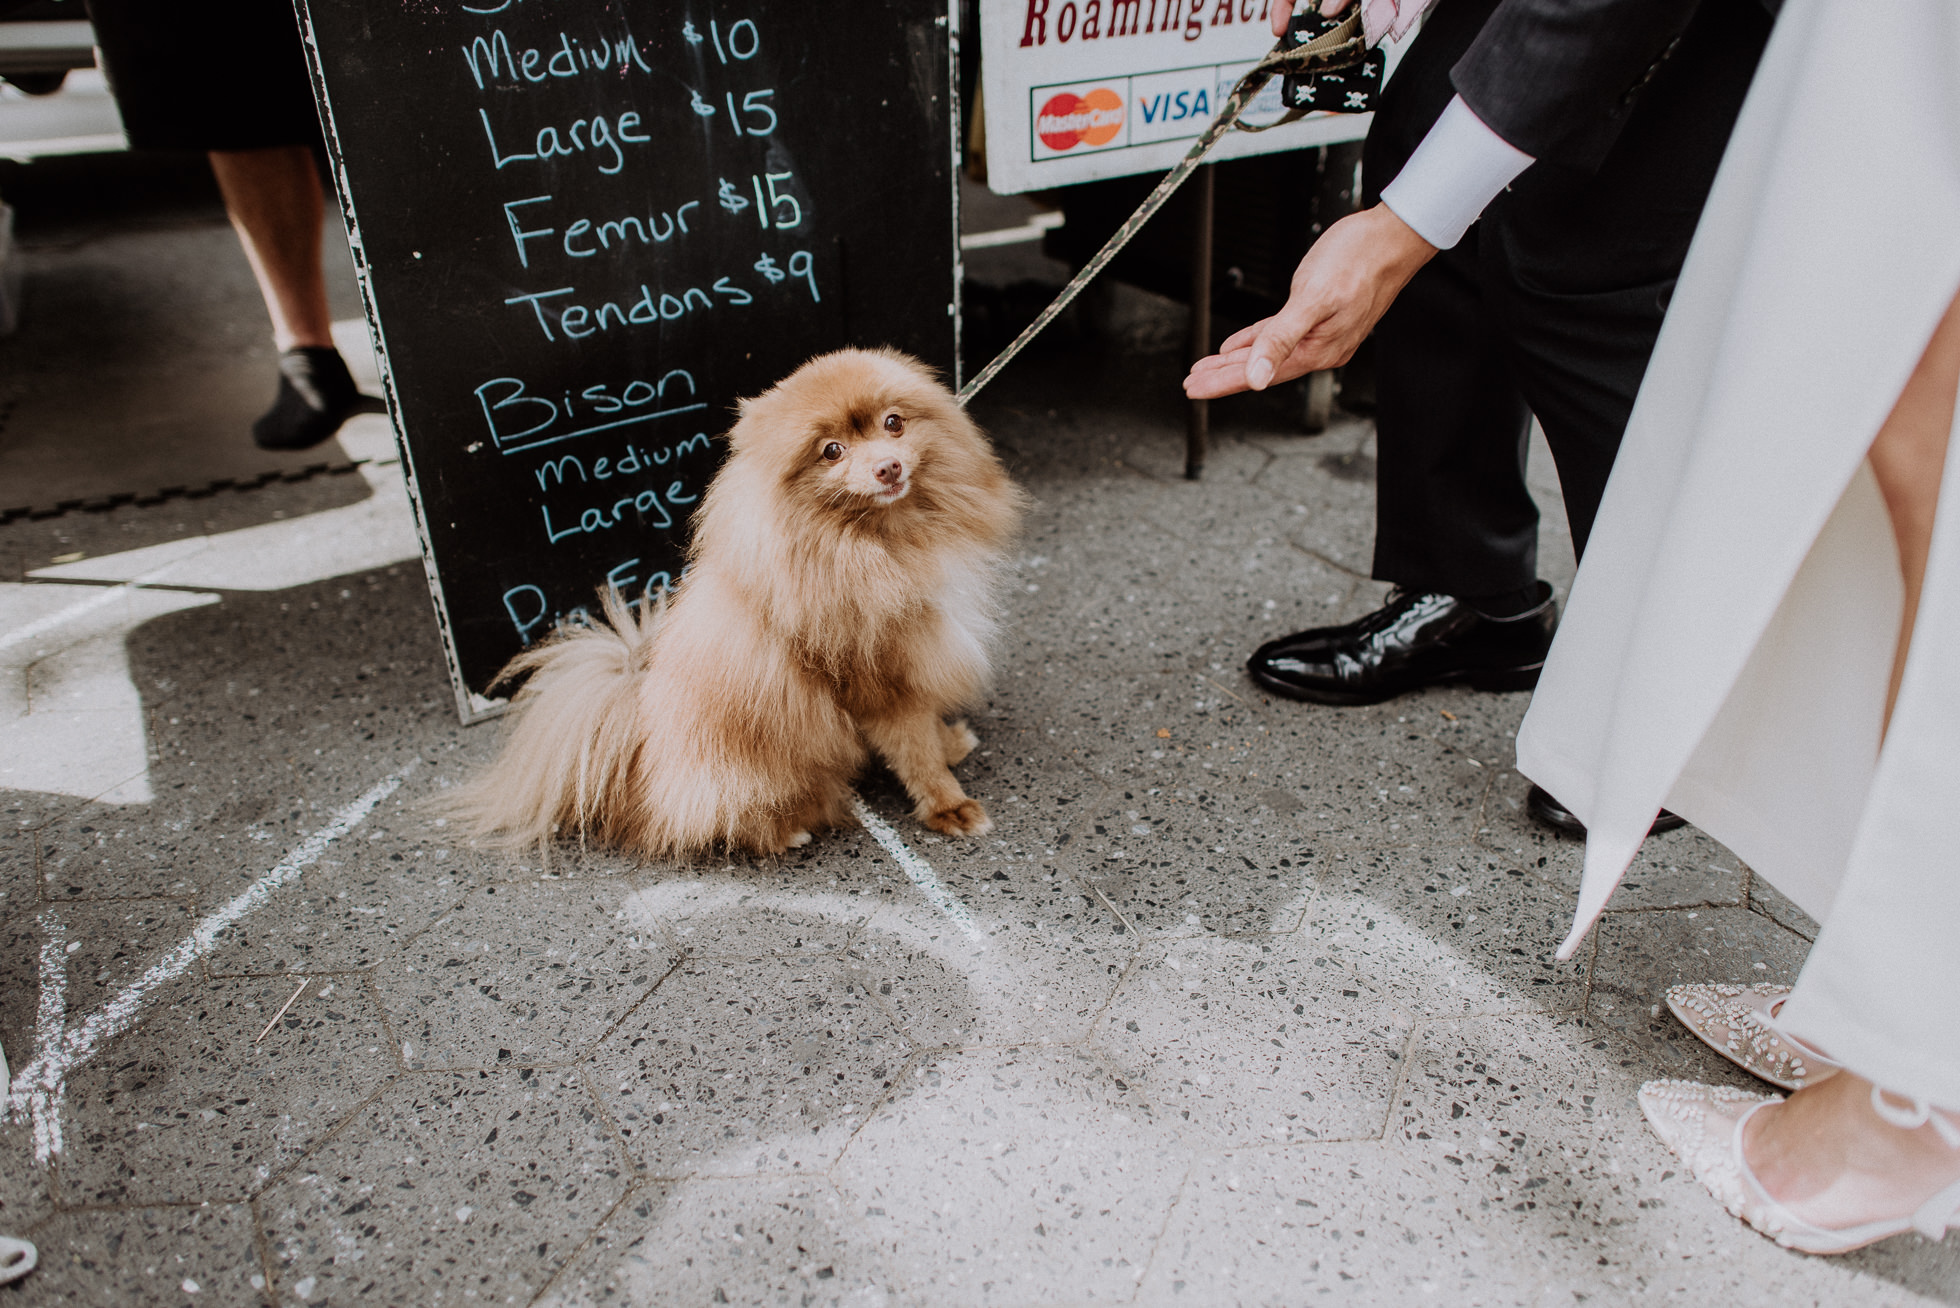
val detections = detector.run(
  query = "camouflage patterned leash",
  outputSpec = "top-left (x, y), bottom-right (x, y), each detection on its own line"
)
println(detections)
top-left (956, 16), bottom-right (1365, 406)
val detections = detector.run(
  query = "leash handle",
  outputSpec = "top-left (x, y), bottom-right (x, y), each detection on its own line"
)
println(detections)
top-left (956, 25), bottom-right (1363, 407)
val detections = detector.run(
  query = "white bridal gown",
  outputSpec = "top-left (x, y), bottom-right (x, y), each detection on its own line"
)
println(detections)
top-left (1514, 0), bottom-right (1960, 1107)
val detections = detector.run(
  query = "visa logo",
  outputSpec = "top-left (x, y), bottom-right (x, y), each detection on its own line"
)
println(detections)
top-left (1136, 87), bottom-right (1212, 125)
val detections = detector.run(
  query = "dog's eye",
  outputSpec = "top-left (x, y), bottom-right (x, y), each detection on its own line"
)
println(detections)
top-left (883, 413), bottom-right (904, 434)
top-left (821, 441), bottom-right (844, 462)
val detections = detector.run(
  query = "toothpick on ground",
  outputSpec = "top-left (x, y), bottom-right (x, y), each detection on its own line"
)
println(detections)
top-left (256, 978), bottom-right (310, 1044)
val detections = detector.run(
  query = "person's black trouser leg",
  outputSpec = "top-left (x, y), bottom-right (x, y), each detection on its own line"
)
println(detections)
top-left (1357, 0), bottom-right (1540, 599)
top-left (1350, 0), bottom-right (1771, 599)
top-left (1484, 262), bottom-right (1672, 561)
top-left (1371, 231), bottom-right (1539, 596)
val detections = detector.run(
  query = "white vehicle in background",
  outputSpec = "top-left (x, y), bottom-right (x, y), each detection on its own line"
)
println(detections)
top-left (0, 0), bottom-right (94, 97)
top-left (0, 0), bottom-right (124, 167)
top-left (0, 0), bottom-right (121, 333)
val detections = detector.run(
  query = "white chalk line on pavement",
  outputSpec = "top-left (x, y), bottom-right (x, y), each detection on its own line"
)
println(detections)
top-left (5, 763), bottom-right (416, 1164)
top-left (852, 796), bottom-right (988, 948)
top-left (29, 917), bottom-right (67, 1163)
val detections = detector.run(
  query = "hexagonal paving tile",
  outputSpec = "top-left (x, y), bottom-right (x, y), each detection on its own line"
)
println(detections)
top-left (55, 974), bottom-right (393, 1207)
top-left (1286, 708), bottom-right (1495, 851)
top-left (623, 873), bottom-right (870, 960)
top-left (260, 1069), bottom-right (627, 1306)
top-left (144, 758), bottom-right (440, 912)
top-left (377, 879), bottom-right (676, 1070)
top-left (1136, 1144), bottom-right (1537, 1306)
top-left (199, 839), bottom-right (475, 977)
top-left (1302, 847), bottom-right (1588, 1019)
top-left (1, 788), bottom-right (84, 836)
top-left (1097, 936), bottom-right (1405, 1146)
top-left (845, 890), bottom-right (1135, 1047)
top-left (1069, 801), bottom-right (1318, 939)
top-left (834, 1044), bottom-right (1188, 1306)
top-left (536, 1176), bottom-right (907, 1308)
top-left (587, 956), bottom-right (908, 1178)
top-left (1064, 691), bottom-right (1493, 855)
top-left (29, 802), bottom-right (202, 901)
top-left (19, 1202), bottom-right (266, 1305)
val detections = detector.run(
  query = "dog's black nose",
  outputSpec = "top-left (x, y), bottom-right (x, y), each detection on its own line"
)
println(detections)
top-left (874, 458), bottom-right (904, 485)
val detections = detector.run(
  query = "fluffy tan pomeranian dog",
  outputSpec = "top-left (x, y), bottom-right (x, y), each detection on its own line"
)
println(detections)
top-left (456, 348), bottom-right (1028, 858)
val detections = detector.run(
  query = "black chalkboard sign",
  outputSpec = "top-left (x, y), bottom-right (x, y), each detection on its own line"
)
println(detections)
top-left (295, 0), bottom-right (961, 720)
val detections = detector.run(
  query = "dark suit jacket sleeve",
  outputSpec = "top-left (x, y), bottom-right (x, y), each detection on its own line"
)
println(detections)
top-left (1450, 0), bottom-right (1711, 172)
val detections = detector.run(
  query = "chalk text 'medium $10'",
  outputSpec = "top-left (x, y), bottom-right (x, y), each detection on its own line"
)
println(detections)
top-left (453, 13), bottom-right (821, 343)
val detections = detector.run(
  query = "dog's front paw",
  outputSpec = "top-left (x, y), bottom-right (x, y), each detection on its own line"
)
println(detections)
top-left (923, 799), bottom-right (992, 837)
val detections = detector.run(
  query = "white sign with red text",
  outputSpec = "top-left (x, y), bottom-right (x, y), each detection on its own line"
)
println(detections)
top-left (980, 0), bottom-right (1403, 193)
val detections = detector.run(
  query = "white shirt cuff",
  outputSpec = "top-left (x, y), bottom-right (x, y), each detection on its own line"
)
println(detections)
top-left (1378, 95), bottom-right (1534, 250)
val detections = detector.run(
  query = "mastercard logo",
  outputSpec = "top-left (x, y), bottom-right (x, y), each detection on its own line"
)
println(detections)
top-left (1036, 87), bottom-right (1123, 151)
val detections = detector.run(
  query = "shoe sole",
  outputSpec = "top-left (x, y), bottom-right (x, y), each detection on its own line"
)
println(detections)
top-left (1247, 661), bottom-right (1543, 707)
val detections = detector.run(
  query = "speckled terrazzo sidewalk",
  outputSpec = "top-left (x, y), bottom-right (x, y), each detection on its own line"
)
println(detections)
top-left (2, 194), bottom-right (1955, 1306)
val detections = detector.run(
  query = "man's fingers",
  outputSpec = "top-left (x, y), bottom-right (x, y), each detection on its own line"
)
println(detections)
top-left (1184, 346), bottom-right (1252, 386)
top-left (1217, 321), bottom-right (1266, 354)
top-left (1185, 358), bottom-right (1250, 399)
top-left (1244, 297), bottom-right (1327, 391)
top-left (1183, 344), bottom-right (1257, 398)
top-left (1186, 333), bottom-right (1332, 399)
top-left (1269, 1), bottom-right (1293, 37)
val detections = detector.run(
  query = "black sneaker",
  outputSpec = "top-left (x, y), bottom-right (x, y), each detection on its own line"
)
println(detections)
top-left (252, 346), bottom-right (385, 451)
top-left (1247, 586), bottom-right (1557, 706)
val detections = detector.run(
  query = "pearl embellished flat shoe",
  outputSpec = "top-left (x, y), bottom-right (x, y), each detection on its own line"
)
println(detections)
top-left (1665, 983), bottom-right (1842, 1091)
top-left (1639, 1078), bottom-right (1960, 1255)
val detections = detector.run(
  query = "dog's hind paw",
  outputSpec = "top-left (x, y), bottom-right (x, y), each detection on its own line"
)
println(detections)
top-left (785, 829), bottom-right (813, 848)
top-left (923, 799), bottom-right (992, 837)
top-left (941, 719), bottom-right (980, 766)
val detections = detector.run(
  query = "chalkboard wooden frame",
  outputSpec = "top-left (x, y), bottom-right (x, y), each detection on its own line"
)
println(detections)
top-left (294, 0), bottom-right (965, 723)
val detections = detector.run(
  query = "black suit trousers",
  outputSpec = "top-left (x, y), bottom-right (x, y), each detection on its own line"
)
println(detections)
top-left (1361, 0), bottom-right (1771, 595)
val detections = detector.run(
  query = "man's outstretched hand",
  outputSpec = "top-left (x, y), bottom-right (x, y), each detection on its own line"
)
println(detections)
top-left (1183, 203), bottom-right (1437, 400)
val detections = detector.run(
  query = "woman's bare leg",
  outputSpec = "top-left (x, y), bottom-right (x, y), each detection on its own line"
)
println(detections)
top-left (1870, 289), bottom-right (1960, 732)
top-left (1742, 289), bottom-right (1960, 1232)
top-left (208, 146), bottom-right (335, 352)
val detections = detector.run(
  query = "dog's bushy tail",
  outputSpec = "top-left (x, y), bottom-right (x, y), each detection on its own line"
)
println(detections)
top-left (451, 588), bottom-right (656, 851)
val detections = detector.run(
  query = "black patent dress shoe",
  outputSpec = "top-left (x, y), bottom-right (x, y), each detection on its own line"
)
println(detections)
top-left (1526, 784), bottom-right (1687, 839)
top-left (1247, 586), bottom-right (1557, 706)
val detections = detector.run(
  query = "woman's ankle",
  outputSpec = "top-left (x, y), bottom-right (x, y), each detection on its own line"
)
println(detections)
top-left (1744, 1073), bottom-right (1960, 1227)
